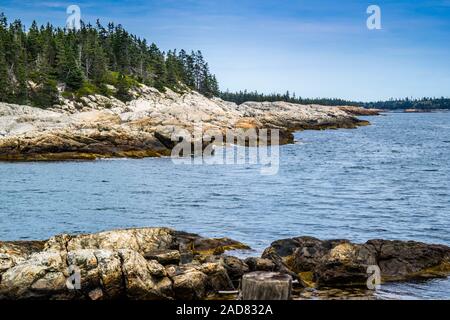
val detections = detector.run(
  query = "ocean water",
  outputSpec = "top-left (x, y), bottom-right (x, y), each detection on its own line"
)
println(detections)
top-left (1, 112), bottom-right (449, 299)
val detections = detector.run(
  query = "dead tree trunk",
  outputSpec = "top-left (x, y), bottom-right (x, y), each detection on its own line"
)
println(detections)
top-left (240, 272), bottom-right (292, 300)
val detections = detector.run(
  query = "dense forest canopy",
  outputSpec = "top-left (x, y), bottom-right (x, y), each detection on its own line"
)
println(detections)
top-left (219, 90), bottom-right (450, 110)
top-left (0, 13), bottom-right (219, 107)
top-left (0, 13), bottom-right (448, 110)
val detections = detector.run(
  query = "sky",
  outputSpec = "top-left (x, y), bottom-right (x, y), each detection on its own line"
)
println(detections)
top-left (0, 0), bottom-right (449, 101)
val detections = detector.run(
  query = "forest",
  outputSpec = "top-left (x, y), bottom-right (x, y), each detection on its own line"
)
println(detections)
top-left (219, 90), bottom-right (450, 110)
top-left (0, 13), bottom-right (219, 108)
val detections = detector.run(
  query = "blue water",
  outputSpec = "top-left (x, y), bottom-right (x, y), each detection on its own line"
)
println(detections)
top-left (1, 112), bottom-right (449, 299)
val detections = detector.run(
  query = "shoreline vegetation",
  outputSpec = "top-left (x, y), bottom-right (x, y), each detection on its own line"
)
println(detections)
top-left (0, 227), bottom-right (449, 300)
top-left (0, 13), bottom-right (219, 107)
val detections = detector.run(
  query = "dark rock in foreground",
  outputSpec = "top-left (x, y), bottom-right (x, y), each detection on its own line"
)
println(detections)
top-left (262, 236), bottom-right (450, 288)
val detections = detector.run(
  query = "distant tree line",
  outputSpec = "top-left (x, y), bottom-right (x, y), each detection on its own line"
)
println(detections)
top-left (219, 90), bottom-right (450, 110)
top-left (362, 97), bottom-right (450, 110)
top-left (0, 13), bottom-right (219, 108)
top-left (219, 90), bottom-right (358, 106)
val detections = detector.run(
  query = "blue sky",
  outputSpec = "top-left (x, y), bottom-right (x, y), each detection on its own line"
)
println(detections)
top-left (1, 0), bottom-right (449, 101)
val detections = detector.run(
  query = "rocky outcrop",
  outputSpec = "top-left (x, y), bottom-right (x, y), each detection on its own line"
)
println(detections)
top-left (0, 86), bottom-right (371, 161)
top-left (262, 236), bottom-right (450, 288)
top-left (0, 228), bottom-right (248, 300)
top-left (337, 106), bottom-right (383, 116)
top-left (1, 228), bottom-right (450, 299)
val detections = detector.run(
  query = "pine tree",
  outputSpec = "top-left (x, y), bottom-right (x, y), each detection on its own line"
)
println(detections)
top-left (116, 73), bottom-right (131, 101)
top-left (148, 43), bottom-right (166, 91)
top-left (0, 39), bottom-right (12, 103)
top-left (56, 32), bottom-right (83, 90)
top-left (0, 13), bottom-right (221, 106)
top-left (0, 13), bottom-right (12, 102)
top-left (10, 20), bottom-right (29, 104)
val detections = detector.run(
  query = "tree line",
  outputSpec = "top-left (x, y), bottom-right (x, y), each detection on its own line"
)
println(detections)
top-left (362, 97), bottom-right (450, 110)
top-left (0, 13), bottom-right (219, 108)
top-left (219, 90), bottom-right (358, 106)
top-left (219, 90), bottom-right (450, 110)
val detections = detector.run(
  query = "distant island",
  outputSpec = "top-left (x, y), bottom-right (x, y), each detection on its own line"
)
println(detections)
top-left (220, 91), bottom-right (450, 111)
top-left (0, 12), bottom-right (448, 112)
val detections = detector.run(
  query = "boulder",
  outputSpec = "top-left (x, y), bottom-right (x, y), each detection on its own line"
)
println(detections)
top-left (262, 237), bottom-right (450, 287)
top-left (190, 237), bottom-right (250, 255)
top-left (0, 250), bottom-right (68, 299)
top-left (171, 267), bottom-right (209, 300)
top-left (118, 250), bottom-right (172, 300)
top-left (244, 257), bottom-right (277, 272)
top-left (144, 249), bottom-right (181, 265)
top-left (221, 256), bottom-right (249, 281)
top-left (0, 241), bottom-right (45, 274)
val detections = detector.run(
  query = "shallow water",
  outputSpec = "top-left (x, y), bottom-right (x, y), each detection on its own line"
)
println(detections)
top-left (1, 112), bottom-right (449, 299)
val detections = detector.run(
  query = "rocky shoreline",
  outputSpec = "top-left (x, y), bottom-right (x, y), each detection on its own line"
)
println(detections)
top-left (1, 227), bottom-right (448, 300)
top-left (0, 86), bottom-right (374, 161)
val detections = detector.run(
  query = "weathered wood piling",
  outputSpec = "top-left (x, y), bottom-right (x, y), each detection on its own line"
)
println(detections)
top-left (240, 272), bottom-right (292, 300)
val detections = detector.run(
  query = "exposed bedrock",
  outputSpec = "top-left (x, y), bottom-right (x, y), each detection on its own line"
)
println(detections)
top-left (0, 228), bottom-right (249, 300)
top-left (262, 236), bottom-right (450, 288)
top-left (0, 86), bottom-right (372, 161)
top-left (2, 228), bottom-right (446, 299)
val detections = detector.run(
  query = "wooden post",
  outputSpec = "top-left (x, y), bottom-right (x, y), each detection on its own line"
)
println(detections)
top-left (240, 272), bottom-right (292, 300)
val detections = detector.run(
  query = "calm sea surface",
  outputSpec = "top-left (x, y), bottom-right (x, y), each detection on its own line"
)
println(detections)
top-left (1, 112), bottom-right (449, 299)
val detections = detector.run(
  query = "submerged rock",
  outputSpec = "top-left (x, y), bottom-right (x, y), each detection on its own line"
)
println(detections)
top-left (262, 236), bottom-right (450, 287)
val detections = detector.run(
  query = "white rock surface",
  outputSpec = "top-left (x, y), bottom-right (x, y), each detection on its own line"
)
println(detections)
top-left (0, 86), bottom-right (368, 160)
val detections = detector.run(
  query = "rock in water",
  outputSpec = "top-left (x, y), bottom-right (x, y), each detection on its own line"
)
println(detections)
top-left (240, 272), bottom-right (292, 300)
top-left (262, 237), bottom-right (450, 287)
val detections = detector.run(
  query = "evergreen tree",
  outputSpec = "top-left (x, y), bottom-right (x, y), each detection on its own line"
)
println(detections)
top-left (116, 73), bottom-right (132, 102)
top-left (0, 13), bottom-right (13, 103)
top-left (56, 31), bottom-right (84, 90)
top-left (148, 43), bottom-right (166, 91)
top-left (0, 13), bottom-right (221, 107)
